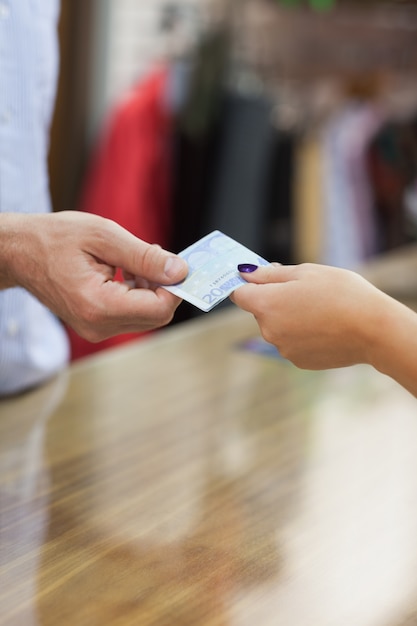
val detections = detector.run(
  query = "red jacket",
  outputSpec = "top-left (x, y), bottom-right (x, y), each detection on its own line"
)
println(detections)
top-left (67, 68), bottom-right (173, 360)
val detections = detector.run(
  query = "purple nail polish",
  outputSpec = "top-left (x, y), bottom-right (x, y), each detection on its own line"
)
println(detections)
top-left (238, 263), bottom-right (258, 273)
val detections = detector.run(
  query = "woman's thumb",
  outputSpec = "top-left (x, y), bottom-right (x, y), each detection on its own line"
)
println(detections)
top-left (237, 263), bottom-right (296, 284)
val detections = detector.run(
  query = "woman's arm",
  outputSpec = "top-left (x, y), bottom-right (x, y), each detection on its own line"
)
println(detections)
top-left (231, 263), bottom-right (417, 397)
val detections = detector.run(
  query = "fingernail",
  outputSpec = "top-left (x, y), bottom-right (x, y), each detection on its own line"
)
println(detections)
top-left (164, 256), bottom-right (187, 279)
top-left (238, 263), bottom-right (258, 273)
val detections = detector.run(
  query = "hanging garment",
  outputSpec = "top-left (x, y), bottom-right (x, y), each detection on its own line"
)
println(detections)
top-left (293, 131), bottom-right (324, 264)
top-left (263, 129), bottom-right (296, 265)
top-left (170, 28), bottom-right (230, 256)
top-left (321, 102), bottom-right (385, 269)
top-left (366, 117), bottom-right (417, 252)
top-left (67, 67), bottom-right (173, 360)
top-left (169, 30), bottom-right (230, 323)
top-left (202, 91), bottom-right (276, 255)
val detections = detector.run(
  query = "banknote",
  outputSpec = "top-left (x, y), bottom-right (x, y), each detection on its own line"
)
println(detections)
top-left (163, 230), bottom-right (270, 312)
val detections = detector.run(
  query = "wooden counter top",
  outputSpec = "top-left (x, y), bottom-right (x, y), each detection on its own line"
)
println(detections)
top-left (1, 304), bottom-right (417, 626)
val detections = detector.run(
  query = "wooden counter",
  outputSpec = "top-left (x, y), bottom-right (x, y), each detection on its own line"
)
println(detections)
top-left (1, 298), bottom-right (417, 625)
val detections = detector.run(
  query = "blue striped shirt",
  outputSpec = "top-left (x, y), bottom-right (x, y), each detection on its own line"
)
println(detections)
top-left (0, 0), bottom-right (69, 395)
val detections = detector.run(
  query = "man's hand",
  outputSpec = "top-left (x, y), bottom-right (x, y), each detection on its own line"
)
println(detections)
top-left (0, 211), bottom-right (188, 342)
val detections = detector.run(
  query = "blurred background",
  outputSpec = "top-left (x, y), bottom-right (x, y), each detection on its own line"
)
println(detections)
top-left (49, 0), bottom-right (417, 354)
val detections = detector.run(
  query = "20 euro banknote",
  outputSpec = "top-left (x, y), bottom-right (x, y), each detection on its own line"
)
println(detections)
top-left (162, 230), bottom-right (270, 312)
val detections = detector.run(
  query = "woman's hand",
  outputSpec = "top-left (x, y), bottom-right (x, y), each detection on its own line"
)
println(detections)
top-left (231, 263), bottom-right (417, 397)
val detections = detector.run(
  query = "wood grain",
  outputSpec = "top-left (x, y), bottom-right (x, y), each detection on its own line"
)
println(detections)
top-left (1, 306), bottom-right (417, 626)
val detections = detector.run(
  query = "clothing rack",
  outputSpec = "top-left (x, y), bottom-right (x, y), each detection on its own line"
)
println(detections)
top-left (211, 0), bottom-right (417, 132)
top-left (228, 0), bottom-right (417, 78)
top-left (224, 0), bottom-right (417, 93)
top-left (173, 0), bottom-right (417, 271)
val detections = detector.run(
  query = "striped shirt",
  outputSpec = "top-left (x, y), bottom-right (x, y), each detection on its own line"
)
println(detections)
top-left (0, 0), bottom-right (69, 395)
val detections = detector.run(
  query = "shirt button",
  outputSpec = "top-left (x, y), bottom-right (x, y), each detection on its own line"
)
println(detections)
top-left (6, 319), bottom-right (19, 337)
top-left (0, 3), bottom-right (10, 19)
